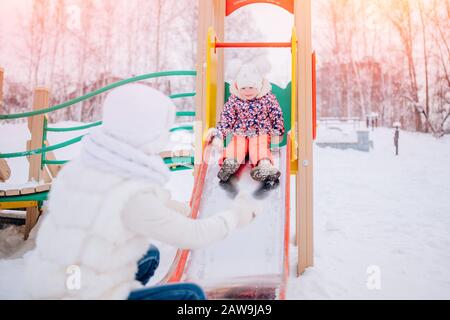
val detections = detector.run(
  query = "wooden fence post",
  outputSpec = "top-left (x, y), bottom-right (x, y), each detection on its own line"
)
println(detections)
top-left (0, 68), bottom-right (9, 182)
top-left (25, 87), bottom-right (49, 239)
top-left (28, 88), bottom-right (49, 181)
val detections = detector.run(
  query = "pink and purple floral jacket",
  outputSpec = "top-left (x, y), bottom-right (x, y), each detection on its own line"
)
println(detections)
top-left (215, 80), bottom-right (285, 139)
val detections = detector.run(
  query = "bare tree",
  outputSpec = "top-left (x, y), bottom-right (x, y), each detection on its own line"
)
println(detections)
top-left (379, 0), bottom-right (425, 131)
top-left (418, 0), bottom-right (432, 133)
top-left (26, 0), bottom-right (50, 89)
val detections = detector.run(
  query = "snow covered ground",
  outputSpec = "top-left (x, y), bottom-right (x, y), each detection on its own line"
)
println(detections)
top-left (287, 125), bottom-right (450, 299)
top-left (1, 122), bottom-right (450, 299)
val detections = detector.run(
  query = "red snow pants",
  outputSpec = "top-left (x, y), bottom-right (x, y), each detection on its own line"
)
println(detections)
top-left (219, 134), bottom-right (274, 167)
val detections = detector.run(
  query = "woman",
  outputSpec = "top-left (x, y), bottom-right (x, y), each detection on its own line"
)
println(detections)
top-left (0, 84), bottom-right (262, 300)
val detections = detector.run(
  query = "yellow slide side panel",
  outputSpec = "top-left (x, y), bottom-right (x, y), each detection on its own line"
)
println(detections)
top-left (0, 201), bottom-right (38, 210)
top-left (291, 28), bottom-right (299, 174)
top-left (205, 27), bottom-right (218, 138)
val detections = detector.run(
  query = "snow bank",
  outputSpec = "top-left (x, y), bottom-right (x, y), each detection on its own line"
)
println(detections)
top-left (287, 128), bottom-right (450, 299)
top-left (0, 226), bottom-right (24, 259)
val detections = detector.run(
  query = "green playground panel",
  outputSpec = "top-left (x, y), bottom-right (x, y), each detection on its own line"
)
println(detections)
top-left (164, 156), bottom-right (194, 172)
top-left (169, 165), bottom-right (193, 172)
top-left (0, 191), bottom-right (49, 203)
top-left (224, 82), bottom-right (292, 148)
top-left (164, 156), bottom-right (194, 165)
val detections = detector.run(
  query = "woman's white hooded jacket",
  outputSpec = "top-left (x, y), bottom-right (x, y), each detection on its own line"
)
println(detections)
top-left (1, 157), bottom-right (240, 300)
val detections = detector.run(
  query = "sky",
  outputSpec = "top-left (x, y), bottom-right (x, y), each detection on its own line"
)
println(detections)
top-left (0, 1), bottom-right (30, 77)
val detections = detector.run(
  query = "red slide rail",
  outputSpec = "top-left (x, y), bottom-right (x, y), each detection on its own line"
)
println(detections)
top-left (162, 144), bottom-right (212, 283)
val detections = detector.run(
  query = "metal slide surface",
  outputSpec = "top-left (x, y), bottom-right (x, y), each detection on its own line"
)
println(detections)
top-left (184, 147), bottom-right (289, 299)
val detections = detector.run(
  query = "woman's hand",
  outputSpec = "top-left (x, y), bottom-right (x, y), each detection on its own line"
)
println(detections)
top-left (231, 192), bottom-right (264, 229)
top-left (167, 200), bottom-right (191, 217)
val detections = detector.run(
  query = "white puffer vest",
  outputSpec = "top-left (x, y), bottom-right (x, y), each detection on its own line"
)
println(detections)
top-left (22, 158), bottom-right (160, 299)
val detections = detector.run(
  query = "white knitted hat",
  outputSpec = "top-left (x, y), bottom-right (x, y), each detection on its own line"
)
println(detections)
top-left (236, 63), bottom-right (264, 91)
top-left (101, 84), bottom-right (175, 149)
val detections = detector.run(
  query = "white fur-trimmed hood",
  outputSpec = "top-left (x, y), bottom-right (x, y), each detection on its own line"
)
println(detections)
top-left (230, 79), bottom-right (272, 101)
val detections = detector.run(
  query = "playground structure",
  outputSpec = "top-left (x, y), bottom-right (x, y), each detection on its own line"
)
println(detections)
top-left (160, 0), bottom-right (315, 299)
top-left (0, 0), bottom-right (315, 300)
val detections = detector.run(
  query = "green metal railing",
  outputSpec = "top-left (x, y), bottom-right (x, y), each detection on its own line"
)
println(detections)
top-left (45, 122), bottom-right (193, 134)
top-left (43, 160), bottom-right (69, 165)
top-left (45, 121), bottom-right (103, 132)
top-left (0, 71), bottom-right (197, 120)
top-left (170, 125), bottom-right (194, 133)
top-left (0, 135), bottom-right (84, 159)
top-left (170, 92), bottom-right (196, 100)
top-left (176, 111), bottom-right (196, 117)
top-left (0, 71), bottom-right (197, 172)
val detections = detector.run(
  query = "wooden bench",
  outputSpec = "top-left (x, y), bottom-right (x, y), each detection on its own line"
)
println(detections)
top-left (0, 184), bottom-right (51, 239)
top-left (0, 184), bottom-right (51, 207)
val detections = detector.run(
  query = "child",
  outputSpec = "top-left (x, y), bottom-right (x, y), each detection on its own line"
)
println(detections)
top-left (0, 84), bottom-right (262, 300)
top-left (207, 62), bottom-right (285, 183)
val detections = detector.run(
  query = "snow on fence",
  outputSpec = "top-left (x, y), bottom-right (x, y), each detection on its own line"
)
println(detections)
top-left (319, 117), bottom-right (362, 129)
top-left (316, 130), bottom-right (373, 152)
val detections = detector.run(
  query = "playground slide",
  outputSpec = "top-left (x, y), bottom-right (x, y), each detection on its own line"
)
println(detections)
top-left (164, 141), bottom-right (291, 300)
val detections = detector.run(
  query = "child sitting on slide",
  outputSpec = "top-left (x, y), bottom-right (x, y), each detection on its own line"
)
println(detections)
top-left (207, 61), bottom-right (285, 183)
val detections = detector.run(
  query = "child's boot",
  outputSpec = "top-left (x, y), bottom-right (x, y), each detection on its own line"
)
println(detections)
top-left (250, 159), bottom-right (281, 182)
top-left (218, 158), bottom-right (240, 182)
